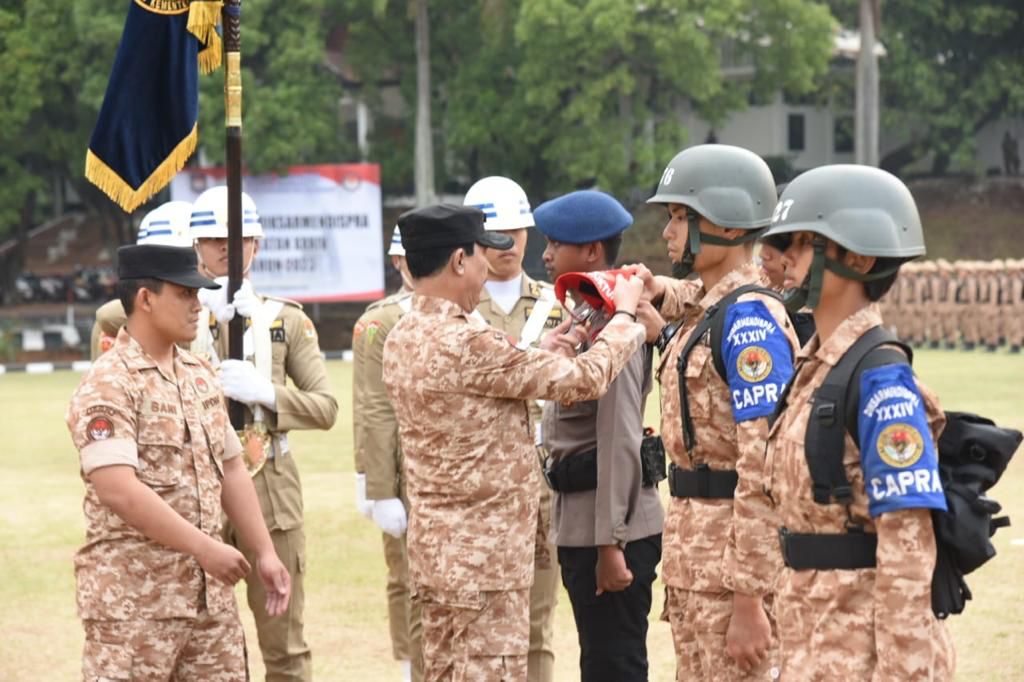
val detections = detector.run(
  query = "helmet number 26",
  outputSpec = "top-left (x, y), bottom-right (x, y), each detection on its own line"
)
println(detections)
top-left (771, 199), bottom-right (795, 223)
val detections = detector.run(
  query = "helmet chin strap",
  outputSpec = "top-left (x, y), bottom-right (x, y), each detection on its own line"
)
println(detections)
top-left (672, 208), bottom-right (767, 279)
top-left (782, 237), bottom-right (902, 313)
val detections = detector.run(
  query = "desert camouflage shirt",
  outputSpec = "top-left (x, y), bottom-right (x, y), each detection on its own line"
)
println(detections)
top-left (765, 306), bottom-right (954, 678)
top-left (656, 262), bottom-right (797, 595)
top-left (382, 294), bottom-right (644, 592)
top-left (66, 328), bottom-right (242, 620)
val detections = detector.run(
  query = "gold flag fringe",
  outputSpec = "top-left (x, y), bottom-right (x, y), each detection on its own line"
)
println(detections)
top-left (84, 123), bottom-right (198, 213)
top-left (188, 1), bottom-right (223, 74)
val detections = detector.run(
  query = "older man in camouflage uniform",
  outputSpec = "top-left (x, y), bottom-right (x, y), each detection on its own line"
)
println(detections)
top-left (353, 227), bottom-right (422, 682)
top-left (382, 204), bottom-right (648, 680)
top-left (762, 165), bottom-right (954, 679)
top-left (66, 244), bottom-right (290, 682)
top-left (464, 176), bottom-right (564, 682)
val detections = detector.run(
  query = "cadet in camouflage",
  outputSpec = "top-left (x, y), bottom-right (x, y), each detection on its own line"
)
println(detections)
top-left (353, 226), bottom-right (423, 682)
top-left (762, 165), bottom-right (955, 679)
top-left (640, 145), bottom-right (796, 681)
top-left (382, 204), bottom-right (648, 680)
top-left (90, 201), bottom-right (198, 360)
top-left (67, 244), bottom-right (290, 682)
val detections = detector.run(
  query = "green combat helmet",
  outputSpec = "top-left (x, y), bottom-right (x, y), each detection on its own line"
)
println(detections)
top-left (648, 144), bottom-right (777, 278)
top-left (760, 164), bottom-right (925, 311)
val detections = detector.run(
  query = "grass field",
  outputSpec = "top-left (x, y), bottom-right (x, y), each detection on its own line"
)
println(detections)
top-left (1, 350), bottom-right (1022, 681)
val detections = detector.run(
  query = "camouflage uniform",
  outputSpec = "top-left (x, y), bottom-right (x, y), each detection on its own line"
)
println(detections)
top-left (67, 328), bottom-right (246, 681)
top-left (655, 263), bottom-right (797, 681)
top-left (763, 306), bottom-right (955, 679)
top-left (353, 288), bottom-right (423, 680)
top-left (382, 294), bottom-right (644, 680)
top-left (475, 274), bottom-right (564, 682)
top-left (214, 294), bottom-right (338, 682)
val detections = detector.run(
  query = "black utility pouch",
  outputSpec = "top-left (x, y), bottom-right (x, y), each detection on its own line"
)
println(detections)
top-left (640, 428), bottom-right (666, 487)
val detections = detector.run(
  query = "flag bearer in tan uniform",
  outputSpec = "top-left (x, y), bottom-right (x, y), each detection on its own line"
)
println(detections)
top-left (353, 226), bottom-right (422, 682)
top-left (464, 176), bottom-right (563, 682)
top-left (67, 244), bottom-right (290, 681)
top-left (382, 204), bottom-right (649, 681)
top-left (190, 186), bottom-right (339, 681)
top-left (638, 145), bottom-right (798, 681)
top-left (760, 165), bottom-right (954, 679)
top-left (535, 190), bottom-right (664, 681)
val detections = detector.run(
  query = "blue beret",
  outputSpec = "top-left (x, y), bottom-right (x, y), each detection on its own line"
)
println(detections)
top-left (533, 190), bottom-right (632, 244)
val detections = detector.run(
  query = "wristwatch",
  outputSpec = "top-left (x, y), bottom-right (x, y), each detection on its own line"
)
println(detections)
top-left (654, 321), bottom-right (681, 354)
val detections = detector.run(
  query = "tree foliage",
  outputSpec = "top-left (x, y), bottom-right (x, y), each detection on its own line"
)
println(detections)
top-left (0, 0), bottom-right (837, 258)
top-left (343, 0), bottom-right (835, 201)
top-left (880, 1), bottom-right (1024, 174)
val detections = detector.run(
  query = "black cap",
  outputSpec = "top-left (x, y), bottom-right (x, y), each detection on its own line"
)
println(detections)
top-left (398, 204), bottom-right (514, 253)
top-left (117, 245), bottom-right (220, 289)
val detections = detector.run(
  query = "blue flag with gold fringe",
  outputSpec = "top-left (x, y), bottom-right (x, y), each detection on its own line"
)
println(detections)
top-left (85, 1), bottom-right (223, 213)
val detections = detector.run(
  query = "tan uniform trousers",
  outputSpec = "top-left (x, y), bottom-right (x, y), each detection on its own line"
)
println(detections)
top-left (82, 606), bottom-right (245, 682)
top-left (419, 587), bottom-right (530, 682)
top-left (528, 482), bottom-right (558, 682)
top-left (383, 530), bottom-right (425, 679)
top-left (958, 304), bottom-right (980, 346)
top-left (663, 587), bottom-right (780, 682)
top-left (224, 454), bottom-right (311, 682)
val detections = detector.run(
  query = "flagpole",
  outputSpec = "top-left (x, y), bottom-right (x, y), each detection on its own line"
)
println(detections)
top-left (223, 0), bottom-right (245, 429)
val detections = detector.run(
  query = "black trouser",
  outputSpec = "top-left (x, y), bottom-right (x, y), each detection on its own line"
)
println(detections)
top-left (557, 534), bottom-right (662, 682)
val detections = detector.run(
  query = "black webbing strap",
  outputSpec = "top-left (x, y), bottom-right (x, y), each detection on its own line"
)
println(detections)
top-left (804, 326), bottom-right (913, 506)
top-left (677, 283), bottom-right (770, 451)
top-left (668, 463), bottom-right (738, 499)
top-left (779, 527), bottom-right (878, 570)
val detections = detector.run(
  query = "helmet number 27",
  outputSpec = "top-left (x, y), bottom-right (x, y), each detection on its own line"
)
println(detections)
top-left (771, 199), bottom-right (795, 223)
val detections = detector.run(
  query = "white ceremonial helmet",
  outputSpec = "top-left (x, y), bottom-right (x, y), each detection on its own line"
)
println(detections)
top-left (387, 226), bottom-right (405, 257)
top-left (137, 201), bottom-right (194, 247)
top-left (189, 185), bottom-right (264, 240)
top-left (463, 176), bottom-right (535, 231)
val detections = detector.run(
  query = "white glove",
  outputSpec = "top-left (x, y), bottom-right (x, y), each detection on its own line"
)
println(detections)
top-left (354, 474), bottom-right (374, 520)
top-left (231, 279), bottom-right (260, 319)
top-left (371, 498), bottom-right (408, 538)
top-left (219, 359), bottom-right (277, 409)
top-left (198, 279), bottom-right (233, 323)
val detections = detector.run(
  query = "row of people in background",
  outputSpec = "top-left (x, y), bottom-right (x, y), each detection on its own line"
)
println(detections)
top-left (78, 190), bottom-right (337, 681)
top-left (878, 259), bottom-right (1024, 352)
top-left (355, 144), bottom-right (960, 681)
top-left (11, 266), bottom-right (117, 304)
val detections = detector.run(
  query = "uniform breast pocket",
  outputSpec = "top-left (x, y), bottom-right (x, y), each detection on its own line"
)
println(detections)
top-left (682, 346), bottom-right (712, 420)
top-left (136, 415), bottom-right (186, 489)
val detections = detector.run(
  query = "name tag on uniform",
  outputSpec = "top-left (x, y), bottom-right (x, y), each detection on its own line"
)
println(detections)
top-left (270, 319), bottom-right (286, 343)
